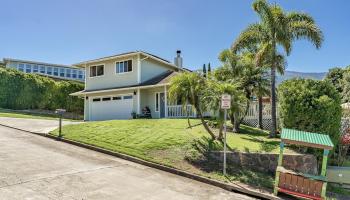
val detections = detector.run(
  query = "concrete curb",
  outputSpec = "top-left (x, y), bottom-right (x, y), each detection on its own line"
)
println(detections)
top-left (0, 123), bottom-right (282, 200)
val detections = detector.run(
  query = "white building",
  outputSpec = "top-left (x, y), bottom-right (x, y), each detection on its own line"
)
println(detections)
top-left (3, 58), bottom-right (85, 82)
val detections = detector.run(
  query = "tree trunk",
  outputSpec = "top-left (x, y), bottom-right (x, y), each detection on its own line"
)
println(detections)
top-left (258, 96), bottom-right (263, 129)
top-left (233, 111), bottom-right (240, 133)
top-left (218, 124), bottom-right (224, 140)
top-left (270, 67), bottom-right (277, 138)
top-left (186, 104), bottom-right (192, 128)
top-left (195, 104), bottom-right (216, 140)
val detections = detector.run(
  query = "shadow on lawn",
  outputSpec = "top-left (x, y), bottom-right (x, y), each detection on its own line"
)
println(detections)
top-left (241, 136), bottom-right (280, 152)
top-left (185, 136), bottom-right (274, 189)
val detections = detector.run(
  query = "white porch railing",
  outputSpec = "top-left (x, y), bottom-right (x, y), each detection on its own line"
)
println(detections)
top-left (167, 105), bottom-right (196, 118)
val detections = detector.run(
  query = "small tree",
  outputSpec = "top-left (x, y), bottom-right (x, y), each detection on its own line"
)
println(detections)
top-left (278, 79), bottom-right (341, 156)
top-left (203, 80), bottom-right (245, 139)
top-left (325, 67), bottom-right (346, 94)
top-left (168, 72), bottom-right (216, 139)
top-left (202, 64), bottom-right (207, 78)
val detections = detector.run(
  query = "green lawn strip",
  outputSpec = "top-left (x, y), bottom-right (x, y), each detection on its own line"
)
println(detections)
top-left (0, 108), bottom-right (80, 121)
top-left (50, 119), bottom-right (289, 189)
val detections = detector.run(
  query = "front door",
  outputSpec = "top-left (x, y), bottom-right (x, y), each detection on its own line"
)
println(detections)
top-left (160, 92), bottom-right (165, 118)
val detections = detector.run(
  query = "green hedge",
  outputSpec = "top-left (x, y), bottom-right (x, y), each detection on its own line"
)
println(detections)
top-left (0, 68), bottom-right (84, 113)
top-left (278, 79), bottom-right (341, 154)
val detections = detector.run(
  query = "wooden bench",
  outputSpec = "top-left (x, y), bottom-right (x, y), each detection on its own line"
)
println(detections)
top-left (278, 171), bottom-right (323, 200)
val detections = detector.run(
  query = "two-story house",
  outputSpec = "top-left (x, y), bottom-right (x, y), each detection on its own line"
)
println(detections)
top-left (71, 50), bottom-right (192, 121)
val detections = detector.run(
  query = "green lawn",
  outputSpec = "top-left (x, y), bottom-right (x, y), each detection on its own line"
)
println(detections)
top-left (0, 108), bottom-right (79, 121)
top-left (50, 119), bottom-right (289, 189)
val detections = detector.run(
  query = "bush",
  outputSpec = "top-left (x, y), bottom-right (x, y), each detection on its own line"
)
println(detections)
top-left (0, 68), bottom-right (83, 113)
top-left (278, 79), bottom-right (342, 155)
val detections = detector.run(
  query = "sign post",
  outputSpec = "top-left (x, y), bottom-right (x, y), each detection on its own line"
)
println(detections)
top-left (221, 94), bottom-right (231, 175)
top-left (55, 109), bottom-right (66, 139)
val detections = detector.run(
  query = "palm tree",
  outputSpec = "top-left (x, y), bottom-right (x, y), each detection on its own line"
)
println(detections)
top-left (203, 79), bottom-right (245, 139)
top-left (232, 0), bottom-right (323, 137)
top-left (168, 72), bottom-right (216, 139)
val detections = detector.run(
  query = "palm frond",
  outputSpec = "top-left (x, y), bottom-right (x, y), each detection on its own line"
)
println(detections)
top-left (290, 21), bottom-right (324, 49)
top-left (287, 12), bottom-right (315, 24)
top-left (231, 23), bottom-right (265, 53)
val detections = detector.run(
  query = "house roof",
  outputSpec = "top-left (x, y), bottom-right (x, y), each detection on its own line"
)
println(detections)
top-left (73, 51), bottom-right (183, 71)
top-left (71, 70), bottom-right (178, 96)
top-left (3, 58), bottom-right (78, 69)
top-left (281, 128), bottom-right (334, 150)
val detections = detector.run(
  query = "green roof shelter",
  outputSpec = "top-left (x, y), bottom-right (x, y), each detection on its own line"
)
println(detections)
top-left (274, 128), bottom-right (334, 200)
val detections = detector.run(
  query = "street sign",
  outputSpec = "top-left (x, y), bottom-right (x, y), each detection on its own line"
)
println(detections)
top-left (221, 94), bottom-right (231, 109)
top-left (221, 94), bottom-right (231, 176)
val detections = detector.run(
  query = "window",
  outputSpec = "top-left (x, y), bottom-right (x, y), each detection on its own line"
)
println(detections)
top-left (66, 69), bottom-right (71, 78)
top-left (123, 95), bottom-right (133, 100)
top-left (92, 98), bottom-right (101, 102)
top-left (39, 65), bottom-right (45, 74)
top-left (33, 65), bottom-right (39, 73)
top-left (47, 66), bottom-right (52, 75)
top-left (53, 68), bottom-right (59, 76)
top-left (89, 65), bottom-right (104, 77)
top-left (9, 62), bottom-right (17, 68)
top-left (60, 68), bottom-right (65, 77)
top-left (116, 60), bottom-right (132, 73)
top-left (102, 97), bottom-right (111, 101)
top-left (72, 70), bottom-right (77, 78)
top-left (78, 70), bottom-right (83, 79)
top-left (18, 63), bottom-right (24, 72)
top-left (25, 64), bottom-right (32, 73)
top-left (155, 93), bottom-right (159, 112)
top-left (112, 96), bottom-right (122, 100)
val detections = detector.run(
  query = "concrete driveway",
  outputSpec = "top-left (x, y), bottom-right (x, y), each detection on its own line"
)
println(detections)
top-left (0, 125), bottom-right (255, 200)
top-left (0, 117), bottom-right (80, 134)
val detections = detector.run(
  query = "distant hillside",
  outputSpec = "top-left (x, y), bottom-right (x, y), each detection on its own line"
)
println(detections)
top-left (277, 71), bottom-right (326, 85)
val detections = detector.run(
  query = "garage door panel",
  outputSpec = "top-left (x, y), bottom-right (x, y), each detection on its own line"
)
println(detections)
top-left (90, 97), bottom-right (133, 121)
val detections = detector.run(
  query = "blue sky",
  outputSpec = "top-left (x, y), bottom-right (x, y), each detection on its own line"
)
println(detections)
top-left (0, 0), bottom-right (349, 72)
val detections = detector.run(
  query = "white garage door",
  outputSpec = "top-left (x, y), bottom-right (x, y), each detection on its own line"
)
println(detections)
top-left (90, 95), bottom-right (133, 121)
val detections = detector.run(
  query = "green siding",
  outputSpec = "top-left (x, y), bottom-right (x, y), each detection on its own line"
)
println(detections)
top-left (281, 128), bottom-right (334, 148)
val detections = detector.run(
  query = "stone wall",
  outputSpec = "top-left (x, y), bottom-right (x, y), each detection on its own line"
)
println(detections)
top-left (210, 151), bottom-right (318, 175)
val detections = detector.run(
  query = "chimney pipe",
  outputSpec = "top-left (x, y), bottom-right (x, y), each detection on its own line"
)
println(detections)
top-left (174, 50), bottom-right (183, 68)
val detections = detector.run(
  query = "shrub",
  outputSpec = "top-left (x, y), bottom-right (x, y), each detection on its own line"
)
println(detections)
top-left (0, 68), bottom-right (83, 113)
top-left (278, 79), bottom-right (342, 155)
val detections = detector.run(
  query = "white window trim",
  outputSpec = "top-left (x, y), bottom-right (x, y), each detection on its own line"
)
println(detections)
top-left (88, 64), bottom-right (105, 78)
top-left (115, 59), bottom-right (133, 75)
top-left (155, 92), bottom-right (160, 112)
top-left (90, 93), bottom-right (133, 103)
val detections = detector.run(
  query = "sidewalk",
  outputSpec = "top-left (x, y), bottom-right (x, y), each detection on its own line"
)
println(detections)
top-left (0, 117), bottom-right (81, 134)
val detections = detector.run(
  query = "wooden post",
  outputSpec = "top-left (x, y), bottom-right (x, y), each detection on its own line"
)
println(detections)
top-left (274, 142), bottom-right (284, 195)
top-left (321, 149), bottom-right (329, 199)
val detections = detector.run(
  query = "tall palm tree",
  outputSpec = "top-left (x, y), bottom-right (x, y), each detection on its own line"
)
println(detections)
top-left (168, 72), bottom-right (216, 139)
top-left (232, 0), bottom-right (323, 137)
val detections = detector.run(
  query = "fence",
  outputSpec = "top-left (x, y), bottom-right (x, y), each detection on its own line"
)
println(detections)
top-left (240, 101), bottom-right (278, 131)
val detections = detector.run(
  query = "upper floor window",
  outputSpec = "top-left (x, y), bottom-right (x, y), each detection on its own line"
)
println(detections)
top-left (78, 70), bottom-right (83, 79)
top-left (116, 60), bottom-right (132, 74)
top-left (18, 63), bottom-right (24, 72)
top-left (72, 70), bottom-right (77, 78)
top-left (9, 62), bottom-right (17, 68)
top-left (59, 68), bottom-right (65, 77)
top-left (33, 65), bottom-right (39, 73)
top-left (53, 68), bottom-right (59, 76)
top-left (90, 65), bottom-right (104, 77)
top-left (25, 64), bottom-right (32, 73)
top-left (66, 69), bottom-right (71, 78)
top-left (39, 65), bottom-right (45, 74)
top-left (47, 66), bottom-right (52, 75)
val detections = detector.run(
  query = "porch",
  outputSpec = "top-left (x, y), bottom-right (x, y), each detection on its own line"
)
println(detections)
top-left (138, 86), bottom-right (197, 119)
